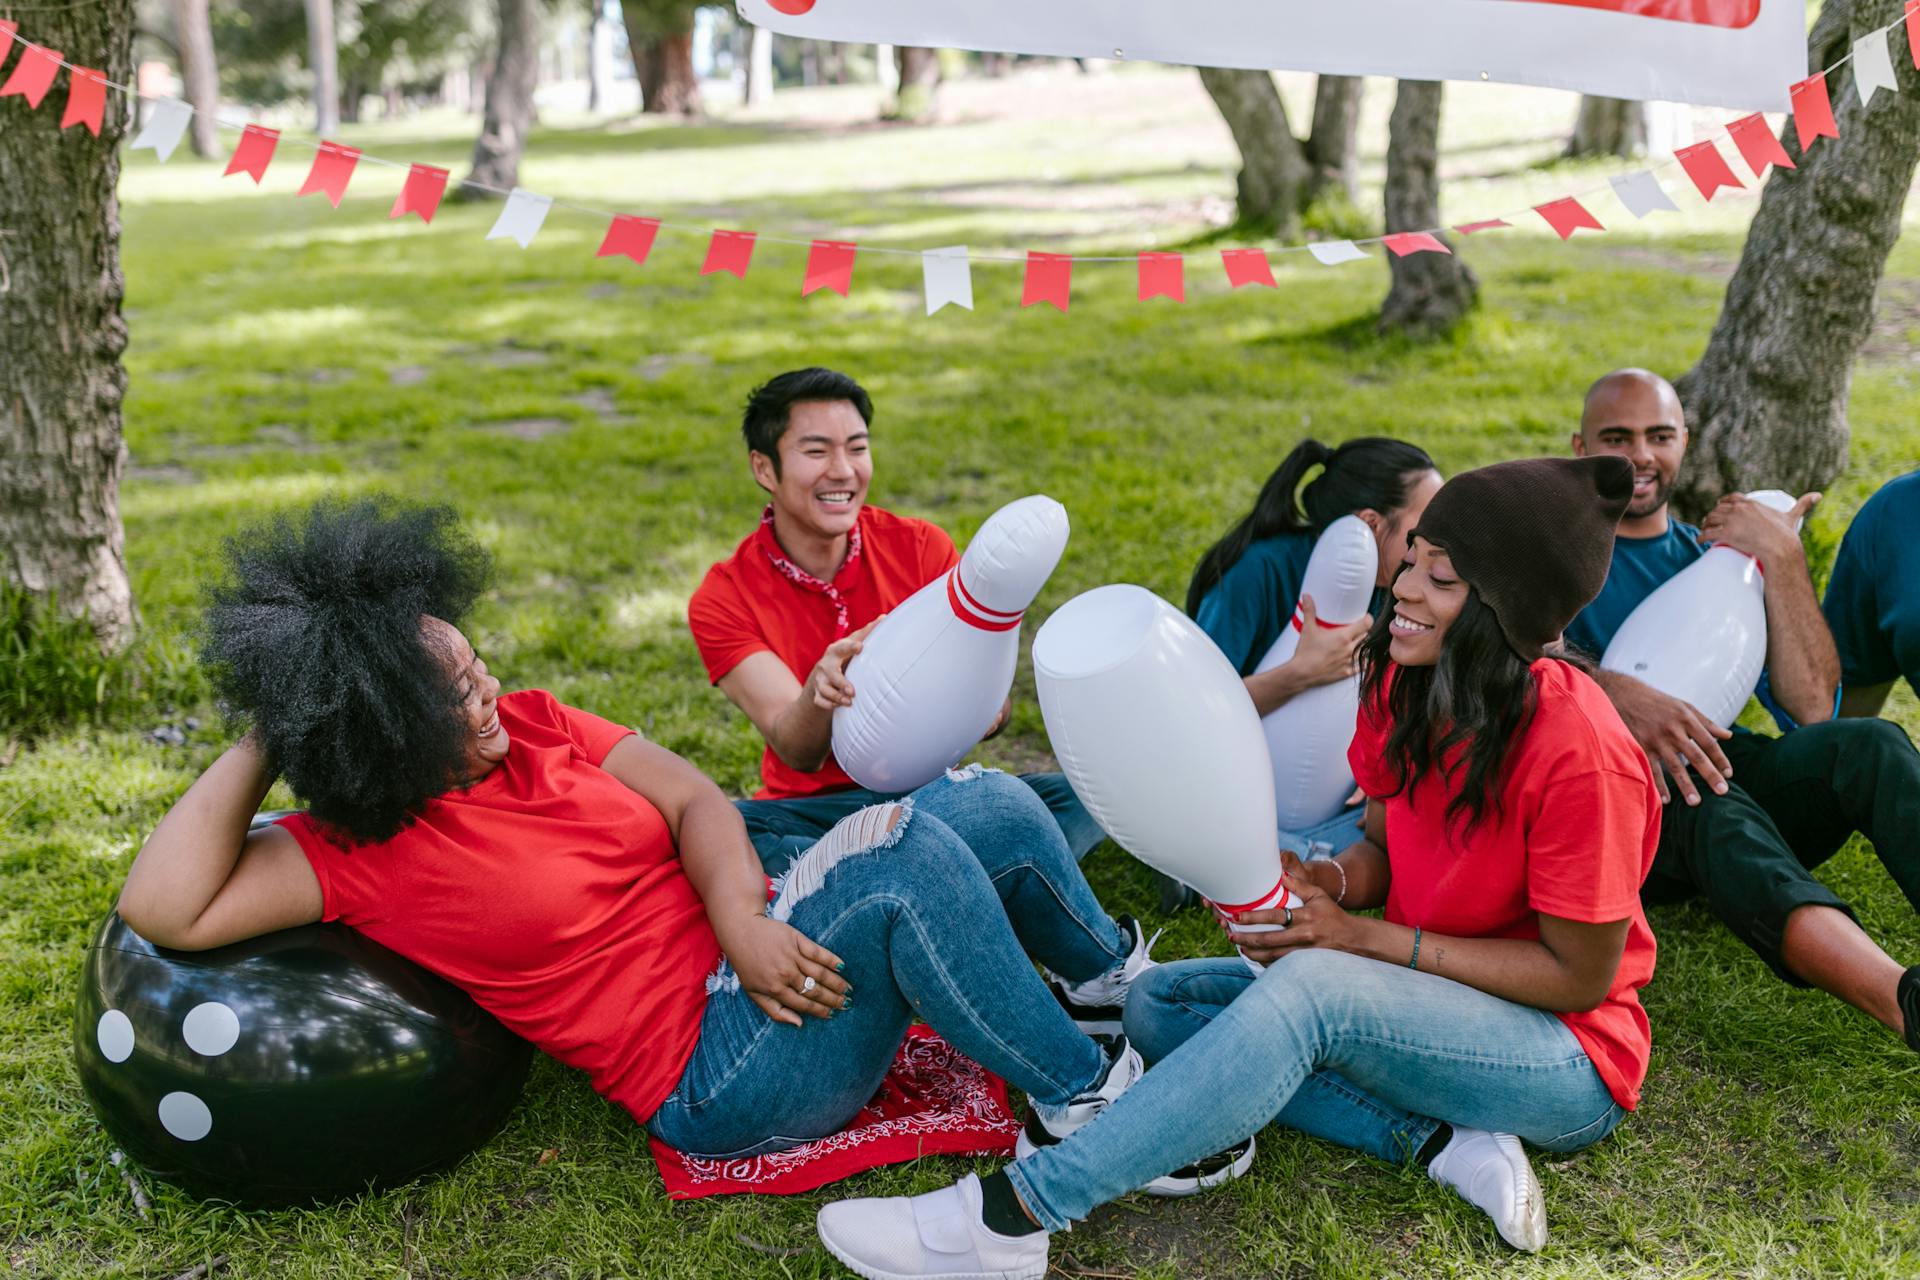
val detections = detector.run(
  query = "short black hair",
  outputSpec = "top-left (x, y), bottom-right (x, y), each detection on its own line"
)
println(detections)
top-left (201, 496), bottom-right (493, 844)
top-left (740, 368), bottom-right (873, 476)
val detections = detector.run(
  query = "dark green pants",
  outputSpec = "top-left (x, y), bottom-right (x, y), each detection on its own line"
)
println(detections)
top-left (1647, 718), bottom-right (1920, 984)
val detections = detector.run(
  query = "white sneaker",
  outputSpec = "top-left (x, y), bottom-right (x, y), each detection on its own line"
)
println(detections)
top-left (1047, 915), bottom-right (1159, 1035)
top-left (1426, 1126), bottom-right (1548, 1252)
top-left (1015, 1035), bottom-right (1143, 1158)
top-left (816, 1173), bottom-right (1049, 1280)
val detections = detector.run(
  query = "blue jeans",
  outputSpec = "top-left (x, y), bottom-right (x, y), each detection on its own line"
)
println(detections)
top-left (1279, 805), bottom-right (1366, 861)
top-left (737, 770), bottom-right (1105, 876)
top-left (738, 768), bottom-right (1126, 984)
top-left (1006, 949), bottom-right (1626, 1231)
top-left (647, 778), bottom-right (1108, 1158)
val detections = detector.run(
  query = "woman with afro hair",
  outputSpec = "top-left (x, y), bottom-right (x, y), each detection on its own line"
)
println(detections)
top-left (118, 496), bottom-right (1149, 1168)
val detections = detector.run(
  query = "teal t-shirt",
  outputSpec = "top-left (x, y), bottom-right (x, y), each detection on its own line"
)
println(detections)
top-left (1823, 470), bottom-right (1920, 694)
top-left (1193, 531), bottom-right (1386, 675)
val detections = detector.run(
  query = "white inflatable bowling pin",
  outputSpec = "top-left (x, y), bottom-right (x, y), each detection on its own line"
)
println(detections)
top-left (1035, 585), bottom-right (1298, 969)
top-left (1251, 515), bottom-right (1375, 831)
top-left (1600, 489), bottom-right (1800, 729)
top-left (832, 495), bottom-right (1070, 793)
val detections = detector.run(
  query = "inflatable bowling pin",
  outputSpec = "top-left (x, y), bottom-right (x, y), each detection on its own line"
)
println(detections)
top-left (1035, 585), bottom-right (1297, 969)
top-left (1600, 489), bottom-right (1800, 729)
top-left (1252, 515), bottom-right (1375, 831)
top-left (832, 495), bottom-right (1070, 793)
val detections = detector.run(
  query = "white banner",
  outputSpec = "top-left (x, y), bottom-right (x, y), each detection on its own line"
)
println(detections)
top-left (739, 0), bottom-right (1804, 110)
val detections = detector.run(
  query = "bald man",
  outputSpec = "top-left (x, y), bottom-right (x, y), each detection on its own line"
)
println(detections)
top-left (1563, 368), bottom-right (1920, 1054)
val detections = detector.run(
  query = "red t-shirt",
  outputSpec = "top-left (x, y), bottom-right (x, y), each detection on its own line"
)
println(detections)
top-left (687, 505), bottom-right (959, 798)
top-left (1346, 658), bottom-right (1660, 1111)
top-left (277, 689), bottom-right (721, 1125)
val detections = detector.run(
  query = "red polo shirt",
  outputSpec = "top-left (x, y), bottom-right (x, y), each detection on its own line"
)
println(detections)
top-left (1347, 658), bottom-right (1661, 1111)
top-left (688, 505), bottom-right (958, 798)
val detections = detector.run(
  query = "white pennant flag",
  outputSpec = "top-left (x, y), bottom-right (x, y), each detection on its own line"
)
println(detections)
top-left (1308, 240), bottom-right (1369, 266)
top-left (1854, 29), bottom-right (1899, 106)
top-left (130, 99), bottom-right (194, 164)
top-left (486, 188), bottom-right (553, 248)
top-left (921, 245), bottom-right (973, 315)
top-left (1610, 170), bottom-right (1679, 219)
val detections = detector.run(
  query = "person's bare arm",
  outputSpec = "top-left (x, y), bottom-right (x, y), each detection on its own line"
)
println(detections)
top-left (1699, 492), bottom-right (1839, 725)
top-left (1284, 798), bottom-right (1392, 909)
top-left (1839, 681), bottom-right (1895, 719)
top-left (117, 736), bottom-right (324, 951)
top-left (597, 734), bottom-right (847, 1025)
top-left (1241, 596), bottom-right (1371, 718)
top-left (1586, 666), bottom-right (1733, 807)
top-left (715, 621), bottom-right (879, 774)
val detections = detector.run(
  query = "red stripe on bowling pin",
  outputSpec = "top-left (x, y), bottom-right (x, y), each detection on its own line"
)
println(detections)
top-left (1206, 876), bottom-right (1292, 916)
top-left (1290, 606), bottom-right (1350, 633)
top-left (947, 569), bottom-right (1026, 632)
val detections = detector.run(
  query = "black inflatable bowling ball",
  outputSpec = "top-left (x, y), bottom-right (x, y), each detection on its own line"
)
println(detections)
top-left (75, 910), bottom-right (533, 1207)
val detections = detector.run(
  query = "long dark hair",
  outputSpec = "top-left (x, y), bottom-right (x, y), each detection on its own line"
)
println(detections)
top-left (1356, 579), bottom-right (1538, 836)
top-left (1185, 437), bottom-right (1437, 616)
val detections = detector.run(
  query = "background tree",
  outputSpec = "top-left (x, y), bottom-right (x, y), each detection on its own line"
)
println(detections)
top-left (338, 0), bottom-right (480, 122)
top-left (621, 0), bottom-right (701, 116)
top-left (1565, 95), bottom-right (1649, 158)
top-left (1378, 79), bottom-right (1477, 335)
top-left (1675, 0), bottom-right (1920, 514)
top-left (303, 0), bottom-right (340, 133)
top-left (171, 0), bottom-right (224, 156)
top-left (1197, 69), bottom-right (1364, 236)
top-left (888, 45), bottom-right (939, 121)
top-left (742, 19), bottom-right (773, 106)
top-left (463, 0), bottom-right (539, 191)
top-left (0, 0), bottom-right (139, 648)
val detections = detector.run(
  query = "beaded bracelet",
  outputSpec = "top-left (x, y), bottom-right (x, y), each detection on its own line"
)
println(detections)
top-left (1409, 927), bottom-right (1423, 970)
top-left (1327, 857), bottom-right (1348, 905)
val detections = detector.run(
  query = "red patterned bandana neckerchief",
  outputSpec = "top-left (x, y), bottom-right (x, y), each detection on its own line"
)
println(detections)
top-left (755, 505), bottom-right (865, 639)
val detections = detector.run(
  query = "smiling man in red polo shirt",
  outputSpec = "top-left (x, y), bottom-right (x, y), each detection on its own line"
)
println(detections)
top-left (687, 368), bottom-right (1152, 1034)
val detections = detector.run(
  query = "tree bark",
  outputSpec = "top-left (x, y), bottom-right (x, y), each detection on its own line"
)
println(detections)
top-left (1196, 66), bottom-right (1311, 236)
top-left (622, 2), bottom-right (702, 116)
top-left (303, 0), bottom-right (340, 135)
top-left (169, 0), bottom-right (222, 157)
top-left (587, 2), bottom-right (609, 113)
top-left (464, 0), bottom-right (540, 193)
top-left (1305, 75), bottom-right (1364, 202)
top-left (744, 23), bottom-right (773, 106)
top-left (0, 0), bottom-right (137, 648)
top-left (1674, 0), bottom-right (1920, 516)
top-left (889, 46), bottom-right (940, 120)
top-left (1565, 95), bottom-right (1650, 159)
top-left (1379, 80), bottom-right (1478, 336)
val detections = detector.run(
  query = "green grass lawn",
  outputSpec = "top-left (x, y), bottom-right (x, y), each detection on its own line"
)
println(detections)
top-left (7, 64), bottom-right (1920, 1277)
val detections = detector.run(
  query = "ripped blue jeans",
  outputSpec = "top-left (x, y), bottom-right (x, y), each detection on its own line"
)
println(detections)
top-left (646, 775), bottom-right (1110, 1159)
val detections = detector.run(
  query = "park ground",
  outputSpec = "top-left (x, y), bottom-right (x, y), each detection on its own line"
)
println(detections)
top-left (5, 64), bottom-right (1920, 1278)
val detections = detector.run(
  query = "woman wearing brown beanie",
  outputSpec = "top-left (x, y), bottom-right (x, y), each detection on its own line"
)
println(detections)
top-left (817, 457), bottom-right (1660, 1276)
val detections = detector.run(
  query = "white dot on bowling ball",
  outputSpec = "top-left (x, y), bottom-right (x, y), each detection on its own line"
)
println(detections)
top-left (181, 1001), bottom-right (240, 1056)
top-left (158, 1091), bottom-right (213, 1142)
top-left (96, 1010), bottom-right (135, 1063)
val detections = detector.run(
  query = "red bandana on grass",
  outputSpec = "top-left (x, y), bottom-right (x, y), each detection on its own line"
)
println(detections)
top-left (648, 1027), bottom-right (1020, 1198)
top-left (754, 504), bottom-right (866, 639)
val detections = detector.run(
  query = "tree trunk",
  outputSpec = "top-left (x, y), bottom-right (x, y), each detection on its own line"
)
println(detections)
top-left (637, 33), bottom-right (700, 114)
top-left (303, 0), bottom-right (340, 135)
top-left (0, 0), bottom-right (137, 649)
top-left (587, 3), bottom-right (609, 113)
top-left (889, 45), bottom-right (940, 120)
top-left (1379, 80), bottom-right (1478, 336)
top-left (1197, 66), bottom-right (1311, 236)
top-left (1565, 95), bottom-right (1650, 159)
top-left (875, 43), bottom-right (898, 94)
top-left (1674, 0), bottom-right (1920, 517)
top-left (1304, 74), bottom-right (1363, 202)
top-left (169, 0), bottom-right (221, 157)
top-left (464, 0), bottom-right (540, 193)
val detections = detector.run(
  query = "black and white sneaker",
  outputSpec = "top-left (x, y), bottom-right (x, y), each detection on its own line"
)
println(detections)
top-left (1136, 1134), bottom-right (1257, 1198)
top-left (1015, 1034), bottom-right (1143, 1157)
top-left (1046, 915), bottom-right (1158, 1037)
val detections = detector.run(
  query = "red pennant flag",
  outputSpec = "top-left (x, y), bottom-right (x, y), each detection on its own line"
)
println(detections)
top-left (389, 163), bottom-right (449, 223)
top-left (1021, 253), bottom-right (1072, 311)
top-left (598, 215), bottom-right (660, 265)
top-left (298, 141), bottom-right (361, 207)
top-left (1137, 253), bottom-right (1185, 302)
top-left (1454, 218), bottom-right (1511, 235)
top-left (1535, 197), bottom-right (1604, 240)
top-left (1220, 248), bottom-right (1275, 289)
top-left (223, 125), bottom-right (280, 183)
top-left (1725, 114), bottom-right (1795, 179)
top-left (0, 22), bottom-right (19, 73)
top-left (1674, 141), bottom-right (1743, 202)
top-left (0, 45), bottom-right (65, 108)
top-left (59, 65), bottom-right (107, 135)
top-left (702, 229), bottom-right (757, 278)
top-left (803, 240), bottom-right (858, 297)
top-left (1382, 232), bottom-right (1451, 257)
top-left (1789, 74), bottom-right (1840, 153)
top-left (1907, 0), bottom-right (1920, 68)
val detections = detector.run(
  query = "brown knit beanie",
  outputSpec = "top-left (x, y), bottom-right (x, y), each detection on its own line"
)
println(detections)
top-left (1410, 456), bottom-right (1634, 660)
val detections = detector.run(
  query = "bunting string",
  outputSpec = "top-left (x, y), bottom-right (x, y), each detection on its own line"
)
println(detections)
top-left (1, 10), bottom-right (1914, 314)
